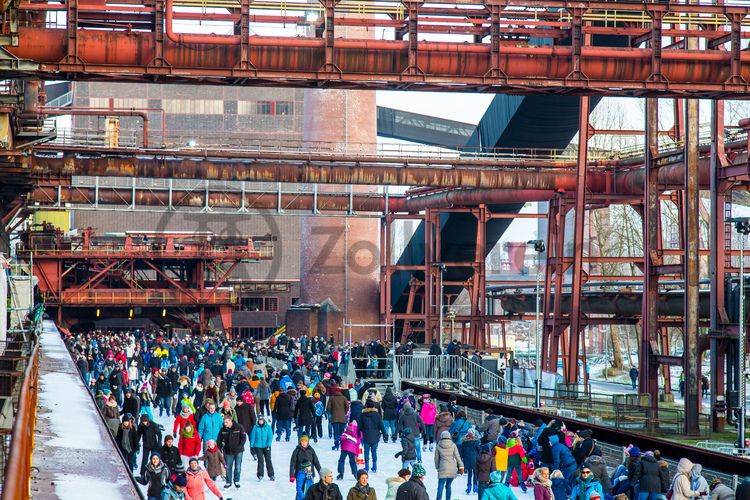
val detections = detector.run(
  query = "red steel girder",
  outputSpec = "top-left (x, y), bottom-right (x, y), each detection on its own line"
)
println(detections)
top-left (566, 96), bottom-right (590, 385)
top-left (6, 0), bottom-right (750, 97)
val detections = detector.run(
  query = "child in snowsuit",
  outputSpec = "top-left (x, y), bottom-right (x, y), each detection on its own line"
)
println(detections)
top-left (394, 427), bottom-right (418, 470)
top-left (461, 430), bottom-right (482, 494)
top-left (200, 439), bottom-right (226, 482)
top-left (337, 420), bottom-right (361, 480)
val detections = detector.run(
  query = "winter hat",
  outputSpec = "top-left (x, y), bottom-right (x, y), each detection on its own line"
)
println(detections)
top-left (629, 446), bottom-right (641, 457)
top-left (411, 463), bottom-right (426, 478)
top-left (422, 393), bottom-right (430, 399)
top-left (299, 435), bottom-right (309, 443)
top-left (173, 461), bottom-right (186, 473)
top-left (189, 457), bottom-right (200, 466)
top-left (122, 415), bottom-right (131, 423)
top-left (357, 469), bottom-right (368, 480)
top-left (321, 468), bottom-right (334, 478)
top-left (174, 475), bottom-right (188, 487)
top-left (150, 451), bottom-right (161, 459)
top-left (140, 414), bottom-right (150, 423)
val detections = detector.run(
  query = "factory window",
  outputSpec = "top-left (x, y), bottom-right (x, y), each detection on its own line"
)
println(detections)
top-left (89, 97), bottom-right (148, 109)
top-left (256, 101), bottom-right (273, 115)
top-left (235, 326), bottom-right (277, 339)
top-left (265, 297), bottom-right (279, 312)
top-left (163, 99), bottom-right (223, 114)
top-left (240, 296), bottom-right (279, 311)
top-left (275, 101), bottom-right (293, 115)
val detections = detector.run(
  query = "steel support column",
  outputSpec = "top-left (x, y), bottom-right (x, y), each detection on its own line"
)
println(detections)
top-left (543, 197), bottom-right (566, 372)
top-left (684, 97), bottom-right (701, 435)
top-left (567, 96), bottom-right (591, 385)
top-left (710, 99), bottom-right (729, 432)
top-left (640, 98), bottom-right (660, 418)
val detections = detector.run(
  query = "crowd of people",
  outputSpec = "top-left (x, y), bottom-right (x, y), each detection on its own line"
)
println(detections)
top-left (65, 329), bottom-right (750, 500)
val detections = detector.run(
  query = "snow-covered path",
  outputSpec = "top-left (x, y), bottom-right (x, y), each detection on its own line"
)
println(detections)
top-left (32, 321), bottom-right (142, 500)
top-left (141, 411), bottom-right (535, 500)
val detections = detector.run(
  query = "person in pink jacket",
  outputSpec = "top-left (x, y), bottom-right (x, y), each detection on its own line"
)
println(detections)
top-left (419, 394), bottom-right (438, 452)
top-left (336, 421), bottom-right (361, 480)
top-left (186, 457), bottom-right (223, 500)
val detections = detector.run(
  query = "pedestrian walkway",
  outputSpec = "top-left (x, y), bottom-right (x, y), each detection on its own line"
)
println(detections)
top-left (31, 321), bottom-right (141, 499)
top-left (143, 410), bottom-right (535, 500)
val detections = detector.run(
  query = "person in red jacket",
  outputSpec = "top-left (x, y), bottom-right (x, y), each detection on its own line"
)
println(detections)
top-left (179, 422), bottom-right (203, 462)
top-left (505, 432), bottom-right (528, 493)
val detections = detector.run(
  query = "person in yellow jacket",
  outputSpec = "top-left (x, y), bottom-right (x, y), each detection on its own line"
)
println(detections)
top-left (492, 438), bottom-right (509, 477)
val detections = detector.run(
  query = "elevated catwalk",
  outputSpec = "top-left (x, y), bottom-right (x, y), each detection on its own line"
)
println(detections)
top-left (31, 321), bottom-right (141, 499)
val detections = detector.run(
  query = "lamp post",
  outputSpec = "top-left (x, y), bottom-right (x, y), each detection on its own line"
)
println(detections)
top-left (732, 218), bottom-right (750, 452)
top-left (432, 263), bottom-right (447, 347)
top-left (528, 239), bottom-right (545, 409)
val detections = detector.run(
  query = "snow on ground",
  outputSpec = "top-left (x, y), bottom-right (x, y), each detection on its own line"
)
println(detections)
top-left (140, 411), bottom-right (535, 500)
top-left (52, 475), bottom-right (133, 499)
top-left (38, 371), bottom-right (107, 451)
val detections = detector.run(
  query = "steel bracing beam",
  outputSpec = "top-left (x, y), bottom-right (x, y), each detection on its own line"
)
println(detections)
top-left (6, 0), bottom-right (750, 97)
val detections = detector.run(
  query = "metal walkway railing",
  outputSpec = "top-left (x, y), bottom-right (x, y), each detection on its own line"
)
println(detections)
top-left (390, 354), bottom-right (522, 403)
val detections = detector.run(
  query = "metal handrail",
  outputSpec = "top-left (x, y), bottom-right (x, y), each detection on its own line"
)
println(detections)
top-left (0, 310), bottom-right (43, 500)
top-left (0, 343), bottom-right (39, 500)
top-left (393, 354), bottom-right (523, 398)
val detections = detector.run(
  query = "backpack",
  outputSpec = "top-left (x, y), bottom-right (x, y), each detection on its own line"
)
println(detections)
top-left (314, 401), bottom-right (325, 417)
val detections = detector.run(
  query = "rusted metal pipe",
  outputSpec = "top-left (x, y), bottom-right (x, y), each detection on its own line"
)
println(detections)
top-left (40, 108), bottom-right (151, 147)
top-left (29, 185), bottom-right (558, 212)
top-left (41, 106), bottom-right (167, 147)
top-left (26, 155), bottom-right (587, 191)
top-left (165, 0), bottom-right (239, 45)
top-left (7, 26), bottom-right (750, 98)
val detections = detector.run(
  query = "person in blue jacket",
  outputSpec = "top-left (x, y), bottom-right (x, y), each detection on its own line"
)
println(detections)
top-left (550, 469), bottom-right (567, 500)
top-left (448, 411), bottom-right (471, 445)
top-left (250, 415), bottom-right (275, 481)
top-left (460, 430), bottom-right (481, 494)
top-left (198, 401), bottom-right (223, 449)
top-left (570, 465), bottom-right (604, 500)
top-left (483, 470), bottom-right (519, 500)
top-left (550, 433), bottom-right (578, 495)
